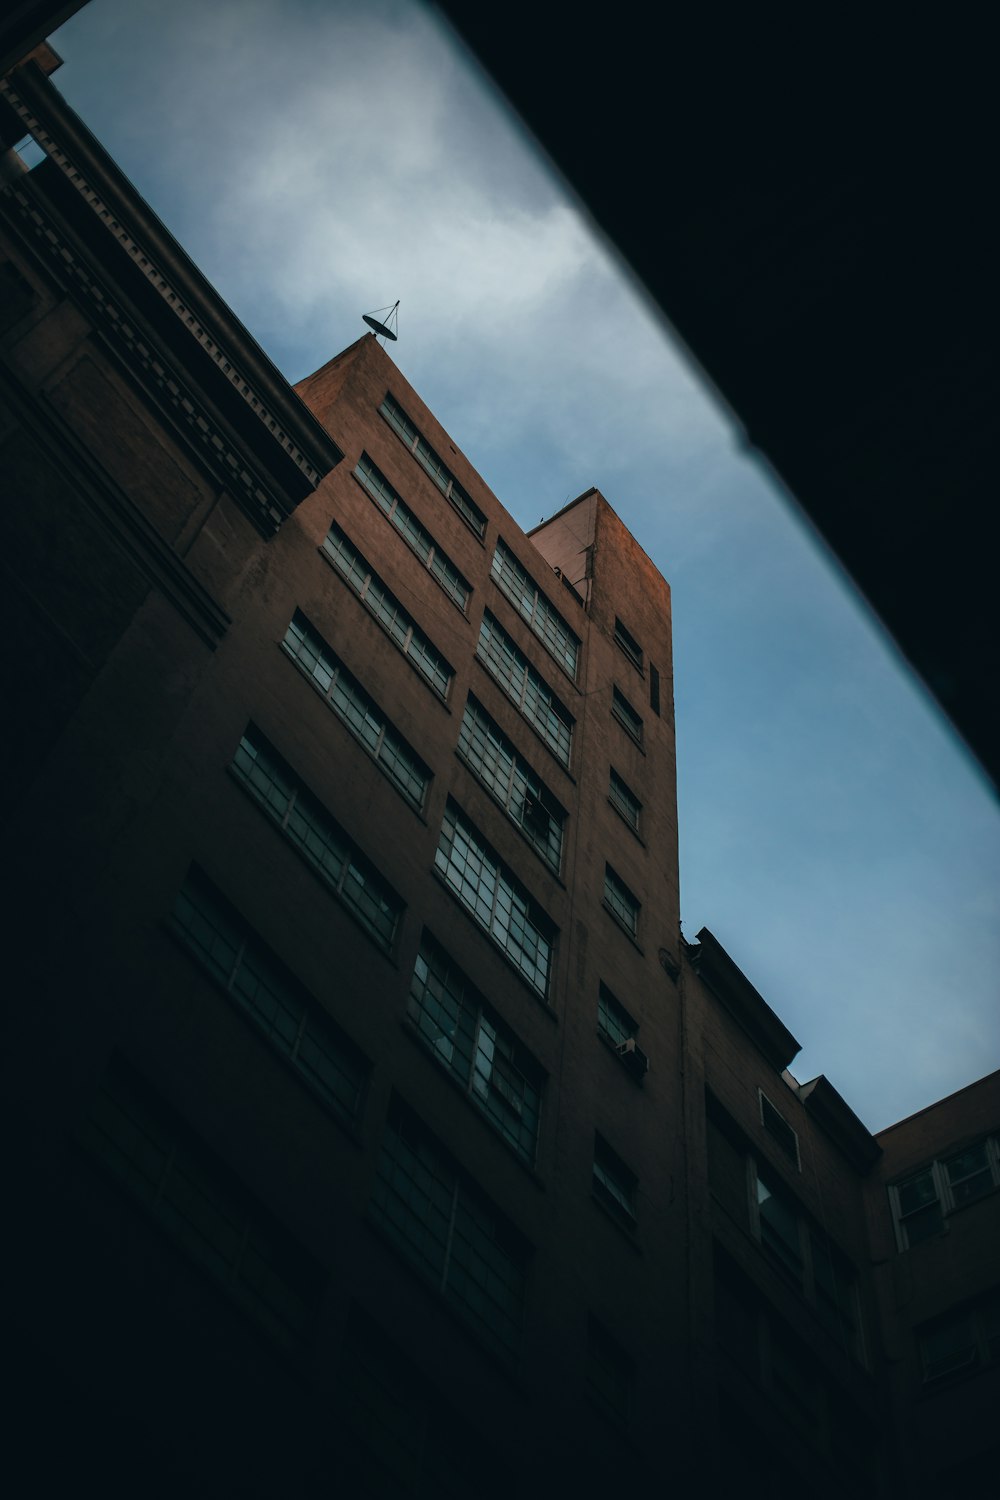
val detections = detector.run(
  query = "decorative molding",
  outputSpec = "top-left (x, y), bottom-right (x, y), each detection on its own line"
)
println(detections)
top-left (0, 359), bottom-right (231, 649)
top-left (3, 178), bottom-right (296, 534)
top-left (0, 69), bottom-right (341, 527)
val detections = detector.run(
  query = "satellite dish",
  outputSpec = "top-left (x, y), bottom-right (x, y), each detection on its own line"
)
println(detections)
top-left (362, 299), bottom-right (399, 342)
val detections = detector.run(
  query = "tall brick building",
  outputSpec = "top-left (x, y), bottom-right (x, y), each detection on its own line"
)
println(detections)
top-left (1, 46), bottom-right (996, 1500)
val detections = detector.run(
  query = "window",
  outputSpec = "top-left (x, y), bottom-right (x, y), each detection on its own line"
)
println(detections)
top-left (336, 1306), bottom-right (514, 1499)
top-left (323, 521), bottom-right (453, 698)
top-left (889, 1135), bottom-right (1000, 1250)
top-left (597, 983), bottom-right (639, 1050)
top-left (586, 1316), bottom-right (635, 1424)
top-left (355, 453), bottom-right (470, 611)
top-left (491, 539), bottom-right (579, 677)
top-left (611, 686), bottom-right (643, 746)
top-left (714, 1250), bottom-right (875, 1474)
top-left (893, 1166), bottom-right (944, 1246)
top-left (476, 610), bottom-right (574, 767)
top-left (434, 800), bottom-right (555, 999)
top-left (706, 1094), bottom-right (856, 1333)
top-left (918, 1290), bottom-right (1000, 1382)
top-left (810, 1231), bottom-right (862, 1356)
top-left (746, 1153), bottom-right (864, 1361)
top-left (603, 864), bottom-right (640, 939)
top-left (231, 727), bottom-right (402, 952)
top-left (614, 616), bottom-right (643, 672)
top-left (380, 393), bottom-right (487, 538)
top-left (608, 767), bottom-right (641, 832)
top-left (408, 932), bottom-right (543, 1166)
top-left (592, 1133), bottom-right (638, 1227)
top-left (769, 1319), bottom-right (823, 1437)
top-left (170, 867), bottom-right (368, 1124)
top-left (947, 1140), bottom-right (997, 1205)
top-left (759, 1090), bottom-right (800, 1169)
top-left (369, 1099), bottom-right (529, 1361)
top-left (458, 695), bottom-right (565, 874)
top-left (283, 611), bottom-right (430, 810)
top-left (12, 133), bottom-right (47, 171)
top-left (82, 1059), bottom-right (324, 1348)
top-left (754, 1166), bottom-right (805, 1284)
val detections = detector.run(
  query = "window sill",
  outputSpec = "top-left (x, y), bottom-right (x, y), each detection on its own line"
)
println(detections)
top-left (602, 900), bottom-right (644, 955)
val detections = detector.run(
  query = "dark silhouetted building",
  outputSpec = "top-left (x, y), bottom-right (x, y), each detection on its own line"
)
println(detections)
top-left (1, 46), bottom-right (996, 1500)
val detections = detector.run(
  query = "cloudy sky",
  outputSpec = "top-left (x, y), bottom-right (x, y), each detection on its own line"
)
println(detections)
top-left (46, 0), bottom-right (997, 1131)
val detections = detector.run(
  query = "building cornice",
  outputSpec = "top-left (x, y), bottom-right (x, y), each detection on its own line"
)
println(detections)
top-left (0, 62), bottom-right (341, 532)
top-left (797, 1074), bottom-right (881, 1174)
top-left (687, 926), bottom-right (801, 1071)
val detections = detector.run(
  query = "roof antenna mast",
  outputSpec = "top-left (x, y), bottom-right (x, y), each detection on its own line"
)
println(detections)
top-left (362, 300), bottom-right (399, 343)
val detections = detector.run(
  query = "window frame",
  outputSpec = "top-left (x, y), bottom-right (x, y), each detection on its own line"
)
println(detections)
top-left (608, 766), bottom-right (642, 834)
top-left (888, 1135), bottom-right (1000, 1251)
top-left (170, 866), bottom-right (369, 1126)
top-left (747, 1155), bottom-right (866, 1363)
top-left (282, 611), bottom-right (430, 812)
top-left (407, 931), bottom-right (545, 1168)
top-left (476, 609), bottom-right (574, 768)
top-left (369, 1099), bottom-right (530, 1362)
top-left (758, 1088), bottom-right (801, 1170)
top-left (355, 452), bottom-right (471, 613)
top-left (586, 1315), bottom-right (635, 1425)
top-left (379, 393), bottom-right (487, 539)
top-left (491, 538), bottom-right (580, 679)
top-left (611, 685), bottom-right (644, 747)
top-left (323, 521), bottom-right (454, 699)
top-left (231, 726), bottom-right (403, 954)
top-left (592, 1132), bottom-right (639, 1229)
top-left (434, 798), bottom-right (556, 1000)
top-left (81, 1059), bottom-right (325, 1350)
top-left (752, 1161), bottom-right (805, 1285)
top-left (603, 863), bottom-right (640, 940)
top-left (917, 1290), bottom-right (1000, 1384)
top-left (613, 616), bottom-right (643, 673)
top-left (597, 982), bottom-right (639, 1050)
top-left (457, 694), bottom-right (566, 875)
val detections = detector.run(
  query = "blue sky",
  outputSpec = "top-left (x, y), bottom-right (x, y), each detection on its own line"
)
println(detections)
top-left (47, 0), bottom-right (998, 1131)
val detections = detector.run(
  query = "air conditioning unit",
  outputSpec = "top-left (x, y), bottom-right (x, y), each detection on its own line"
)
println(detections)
top-left (616, 1037), bottom-right (649, 1079)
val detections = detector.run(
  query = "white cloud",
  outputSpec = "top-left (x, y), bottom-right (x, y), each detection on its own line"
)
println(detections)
top-left (53, 0), bottom-right (1000, 1132)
